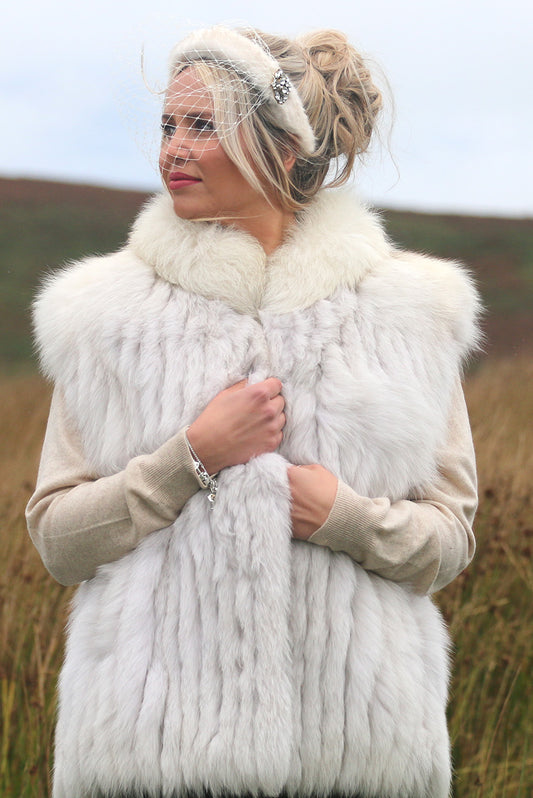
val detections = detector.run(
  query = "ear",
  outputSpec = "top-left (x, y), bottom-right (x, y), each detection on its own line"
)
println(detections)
top-left (282, 133), bottom-right (299, 172)
top-left (283, 152), bottom-right (297, 172)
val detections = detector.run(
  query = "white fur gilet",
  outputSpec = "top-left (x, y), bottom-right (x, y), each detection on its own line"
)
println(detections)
top-left (34, 190), bottom-right (480, 798)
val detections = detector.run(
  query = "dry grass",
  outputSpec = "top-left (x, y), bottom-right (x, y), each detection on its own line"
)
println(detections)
top-left (438, 358), bottom-right (533, 796)
top-left (0, 375), bottom-right (68, 797)
top-left (1, 361), bottom-right (532, 797)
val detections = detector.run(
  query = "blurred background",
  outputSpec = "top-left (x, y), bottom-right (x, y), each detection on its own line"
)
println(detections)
top-left (1, 1), bottom-right (532, 797)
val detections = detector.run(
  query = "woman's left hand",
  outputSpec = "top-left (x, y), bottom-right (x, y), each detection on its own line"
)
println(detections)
top-left (288, 464), bottom-right (338, 540)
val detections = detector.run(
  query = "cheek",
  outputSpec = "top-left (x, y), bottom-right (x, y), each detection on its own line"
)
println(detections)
top-left (160, 140), bottom-right (177, 170)
top-left (219, 162), bottom-right (252, 196)
top-left (204, 144), bottom-right (244, 181)
top-left (158, 146), bottom-right (167, 175)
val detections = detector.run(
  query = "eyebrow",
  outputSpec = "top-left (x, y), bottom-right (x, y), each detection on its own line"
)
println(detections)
top-left (161, 111), bottom-right (213, 122)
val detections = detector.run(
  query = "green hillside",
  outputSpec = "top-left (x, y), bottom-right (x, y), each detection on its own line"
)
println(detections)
top-left (0, 179), bottom-right (148, 368)
top-left (1, 177), bottom-right (532, 371)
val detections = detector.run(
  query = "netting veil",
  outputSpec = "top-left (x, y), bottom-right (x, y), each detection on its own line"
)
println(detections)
top-left (158, 25), bottom-right (316, 169)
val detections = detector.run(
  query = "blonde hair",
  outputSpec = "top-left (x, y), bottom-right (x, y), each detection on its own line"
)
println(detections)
top-left (169, 28), bottom-right (383, 212)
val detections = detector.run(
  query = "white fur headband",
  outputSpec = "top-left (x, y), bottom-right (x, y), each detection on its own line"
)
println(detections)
top-left (168, 26), bottom-right (316, 156)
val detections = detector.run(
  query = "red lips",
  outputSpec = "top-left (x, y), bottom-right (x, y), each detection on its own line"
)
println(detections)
top-left (169, 171), bottom-right (202, 189)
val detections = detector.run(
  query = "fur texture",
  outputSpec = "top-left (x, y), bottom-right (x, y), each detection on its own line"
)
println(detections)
top-left (34, 191), bottom-right (480, 798)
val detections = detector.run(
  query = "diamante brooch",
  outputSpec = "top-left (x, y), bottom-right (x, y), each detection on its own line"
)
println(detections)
top-left (271, 69), bottom-right (291, 104)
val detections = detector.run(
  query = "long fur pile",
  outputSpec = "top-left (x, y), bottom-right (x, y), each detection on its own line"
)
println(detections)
top-left (34, 190), bottom-right (481, 798)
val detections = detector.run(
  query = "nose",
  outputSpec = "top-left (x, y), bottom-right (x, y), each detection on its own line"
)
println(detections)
top-left (161, 123), bottom-right (194, 165)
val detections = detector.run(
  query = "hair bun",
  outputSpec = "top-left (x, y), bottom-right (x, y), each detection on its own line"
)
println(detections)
top-left (299, 30), bottom-right (354, 80)
top-left (221, 26), bottom-right (385, 208)
top-left (296, 29), bottom-right (383, 173)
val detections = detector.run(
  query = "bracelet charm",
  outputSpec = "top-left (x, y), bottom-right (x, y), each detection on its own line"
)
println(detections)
top-left (186, 431), bottom-right (219, 509)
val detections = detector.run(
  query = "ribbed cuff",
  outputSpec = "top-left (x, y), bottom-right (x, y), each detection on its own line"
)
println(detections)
top-left (138, 427), bottom-right (205, 513)
top-left (308, 479), bottom-right (377, 560)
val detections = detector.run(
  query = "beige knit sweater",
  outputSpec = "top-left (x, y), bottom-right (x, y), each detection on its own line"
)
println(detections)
top-left (26, 379), bottom-right (477, 595)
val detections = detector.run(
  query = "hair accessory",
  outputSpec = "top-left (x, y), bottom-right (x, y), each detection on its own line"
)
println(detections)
top-left (272, 69), bottom-right (291, 104)
top-left (169, 26), bottom-right (316, 155)
top-left (185, 431), bottom-right (218, 508)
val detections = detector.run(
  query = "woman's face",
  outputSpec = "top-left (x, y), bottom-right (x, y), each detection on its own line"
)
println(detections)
top-left (159, 68), bottom-right (275, 225)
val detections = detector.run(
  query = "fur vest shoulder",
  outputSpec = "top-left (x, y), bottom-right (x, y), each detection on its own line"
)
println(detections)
top-left (34, 190), bottom-right (480, 798)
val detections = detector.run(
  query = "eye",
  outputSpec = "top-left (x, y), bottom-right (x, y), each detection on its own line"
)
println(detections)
top-left (160, 115), bottom-right (214, 138)
top-left (188, 116), bottom-right (215, 133)
top-left (161, 120), bottom-right (176, 138)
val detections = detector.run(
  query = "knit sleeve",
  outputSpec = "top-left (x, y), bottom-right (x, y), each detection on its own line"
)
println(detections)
top-left (26, 388), bottom-right (203, 585)
top-left (308, 381), bottom-right (477, 595)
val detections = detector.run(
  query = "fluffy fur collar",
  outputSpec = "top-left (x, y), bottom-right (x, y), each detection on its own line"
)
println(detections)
top-left (35, 189), bottom-right (480, 383)
top-left (128, 189), bottom-right (393, 315)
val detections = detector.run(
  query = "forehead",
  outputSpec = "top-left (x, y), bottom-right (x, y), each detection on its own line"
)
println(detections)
top-left (164, 67), bottom-right (213, 116)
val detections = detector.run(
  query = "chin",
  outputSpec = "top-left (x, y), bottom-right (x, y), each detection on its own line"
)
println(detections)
top-left (169, 196), bottom-right (206, 221)
top-left (171, 202), bottom-right (195, 220)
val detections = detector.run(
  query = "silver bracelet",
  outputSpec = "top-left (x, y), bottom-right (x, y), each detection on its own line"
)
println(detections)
top-left (185, 430), bottom-right (218, 508)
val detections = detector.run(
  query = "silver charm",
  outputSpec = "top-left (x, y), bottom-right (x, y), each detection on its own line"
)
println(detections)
top-left (271, 69), bottom-right (291, 104)
top-left (186, 434), bottom-right (219, 509)
top-left (207, 483), bottom-right (218, 507)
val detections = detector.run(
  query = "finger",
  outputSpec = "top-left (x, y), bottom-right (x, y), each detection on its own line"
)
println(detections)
top-left (287, 463), bottom-right (305, 480)
top-left (263, 377), bottom-right (283, 398)
top-left (270, 395), bottom-right (285, 415)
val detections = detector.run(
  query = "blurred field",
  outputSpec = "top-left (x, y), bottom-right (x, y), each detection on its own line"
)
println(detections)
top-left (0, 359), bottom-right (532, 797)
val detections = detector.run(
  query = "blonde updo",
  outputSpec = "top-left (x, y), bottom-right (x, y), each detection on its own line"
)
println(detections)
top-left (294, 30), bottom-right (383, 197)
top-left (168, 27), bottom-right (383, 211)
top-left (245, 28), bottom-right (383, 209)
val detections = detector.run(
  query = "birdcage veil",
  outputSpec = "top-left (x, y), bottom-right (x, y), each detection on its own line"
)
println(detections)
top-left (152, 24), bottom-right (319, 212)
top-left (161, 25), bottom-right (316, 162)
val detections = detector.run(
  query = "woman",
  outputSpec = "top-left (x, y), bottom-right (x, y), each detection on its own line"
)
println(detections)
top-left (27, 25), bottom-right (479, 798)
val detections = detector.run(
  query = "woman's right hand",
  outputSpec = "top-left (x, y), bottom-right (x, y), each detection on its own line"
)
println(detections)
top-left (186, 378), bottom-right (285, 475)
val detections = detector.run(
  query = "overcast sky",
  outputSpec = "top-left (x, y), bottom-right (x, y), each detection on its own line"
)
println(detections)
top-left (2, 0), bottom-right (531, 216)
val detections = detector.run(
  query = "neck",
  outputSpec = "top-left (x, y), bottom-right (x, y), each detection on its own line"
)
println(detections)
top-left (219, 204), bottom-right (296, 255)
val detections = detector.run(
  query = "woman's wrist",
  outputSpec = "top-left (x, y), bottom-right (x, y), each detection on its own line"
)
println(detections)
top-left (185, 428), bottom-right (219, 507)
top-left (185, 421), bottom-right (225, 476)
